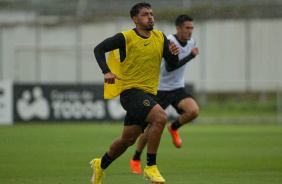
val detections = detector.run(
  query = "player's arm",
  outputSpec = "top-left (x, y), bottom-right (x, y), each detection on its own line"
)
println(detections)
top-left (162, 33), bottom-right (179, 69)
top-left (94, 33), bottom-right (124, 74)
top-left (94, 33), bottom-right (124, 83)
top-left (165, 47), bottom-right (199, 72)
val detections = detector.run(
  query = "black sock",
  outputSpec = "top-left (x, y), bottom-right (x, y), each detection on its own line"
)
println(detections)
top-left (171, 119), bottom-right (182, 130)
top-left (147, 153), bottom-right (156, 166)
top-left (101, 152), bottom-right (115, 169)
top-left (133, 150), bottom-right (142, 161)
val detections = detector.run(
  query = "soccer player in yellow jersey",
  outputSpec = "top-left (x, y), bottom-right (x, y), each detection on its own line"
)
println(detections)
top-left (130, 14), bottom-right (199, 175)
top-left (90, 2), bottom-right (180, 184)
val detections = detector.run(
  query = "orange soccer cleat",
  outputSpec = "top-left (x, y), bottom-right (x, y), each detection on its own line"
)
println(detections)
top-left (167, 122), bottom-right (182, 148)
top-left (129, 158), bottom-right (142, 174)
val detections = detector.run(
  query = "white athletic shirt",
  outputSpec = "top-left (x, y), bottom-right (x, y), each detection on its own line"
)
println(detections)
top-left (158, 34), bottom-right (195, 91)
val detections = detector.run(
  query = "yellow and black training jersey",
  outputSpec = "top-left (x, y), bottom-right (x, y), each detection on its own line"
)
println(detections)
top-left (94, 28), bottom-right (179, 99)
top-left (104, 29), bottom-right (164, 99)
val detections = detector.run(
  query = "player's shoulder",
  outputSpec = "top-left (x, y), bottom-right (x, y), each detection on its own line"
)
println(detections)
top-left (152, 29), bottom-right (162, 33)
top-left (152, 30), bottom-right (164, 36)
top-left (151, 30), bottom-right (165, 41)
top-left (167, 34), bottom-right (174, 40)
top-left (121, 29), bottom-right (134, 35)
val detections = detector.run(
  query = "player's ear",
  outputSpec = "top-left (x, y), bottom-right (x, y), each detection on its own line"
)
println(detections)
top-left (176, 25), bottom-right (181, 33)
top-left (132, 16), bottom-right (138, 24)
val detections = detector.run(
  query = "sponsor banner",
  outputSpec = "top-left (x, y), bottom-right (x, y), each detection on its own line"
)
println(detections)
top-left (13, 83), bottom-right (193, 122)
top-left (0, 81), bottom-right (13, 125)
top-left (13, 84), bottom-right (126, 122)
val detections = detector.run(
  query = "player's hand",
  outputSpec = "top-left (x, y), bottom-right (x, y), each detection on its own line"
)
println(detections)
top-left (104, 72), bottom-right (121, 84)
top-left (169, 40), bottom-right (180, 55)
top-left (192, 47), bottom-right (199, 56)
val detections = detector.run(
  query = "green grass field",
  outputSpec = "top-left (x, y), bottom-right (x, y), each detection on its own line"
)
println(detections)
top-left (1, 122), bottom-right (282, 184)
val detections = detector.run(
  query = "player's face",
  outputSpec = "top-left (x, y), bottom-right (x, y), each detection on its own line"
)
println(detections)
top-left (135, 7), bottom-right (154, 31)
top-left (177, 21), bottom-right (194, 41)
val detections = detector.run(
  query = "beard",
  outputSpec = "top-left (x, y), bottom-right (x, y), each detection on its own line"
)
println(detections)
top-left (147, 26), bottom-right (154, 31)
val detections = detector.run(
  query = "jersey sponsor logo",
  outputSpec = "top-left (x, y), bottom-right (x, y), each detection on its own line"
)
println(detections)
top-left (144, 43), bottom-right (151, 46)
top-left (143, 100), bottom-right (150, 106)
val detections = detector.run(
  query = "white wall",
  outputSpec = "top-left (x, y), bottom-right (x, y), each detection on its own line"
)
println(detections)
top-left (1, 18), bottom-right (281, 92)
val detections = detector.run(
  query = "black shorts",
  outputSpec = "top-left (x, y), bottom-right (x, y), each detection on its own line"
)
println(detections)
top-left (120, 88), bottom-right (158, 132)
top-left (157, 87), bottom-right (195, 115)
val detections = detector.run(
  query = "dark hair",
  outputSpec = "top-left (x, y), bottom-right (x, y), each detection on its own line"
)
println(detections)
top-left (130, 2), bottom-right (151, 18)
top-left (175, 14), bottom-right (193, 27)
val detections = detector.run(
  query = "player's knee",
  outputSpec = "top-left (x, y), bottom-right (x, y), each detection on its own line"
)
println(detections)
top-left (154, 110), bottom-right (167, 128)
top-left (191, 107), bottom-right (199, 119)
top-left (147, 105), bottom-right (167, 129)
top-left (183, 106), bottom-right (199, 120)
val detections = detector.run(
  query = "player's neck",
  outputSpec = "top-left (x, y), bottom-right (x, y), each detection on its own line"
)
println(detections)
top-left (174, 34), bottom-right (188, 47)
top-left (176, 34), bottom-right (187, 43)
top-left (135, 27), bottom-right (151, 38)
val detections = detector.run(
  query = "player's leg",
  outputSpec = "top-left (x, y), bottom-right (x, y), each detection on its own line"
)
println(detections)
top-left (130, 89), bottom-right (171, 174)
top-left (107, 124), bottom-right (143, 160)
top-left (176, 97), bottom-right (199, 127)
top-left (145, 104), bottom-right (167, 154)
top-left (136, 125), bottom-right (150, 153)
top-left (143, 104), bottom-right (167, 183)
top-left (91, 88), bottom-right (151, 184)
top-left (130, 124), bottom-right (151, 174)
top-left (167, 88), bottom-right (199, 148)
top-left (90, 124), bottom-right (142, 184)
